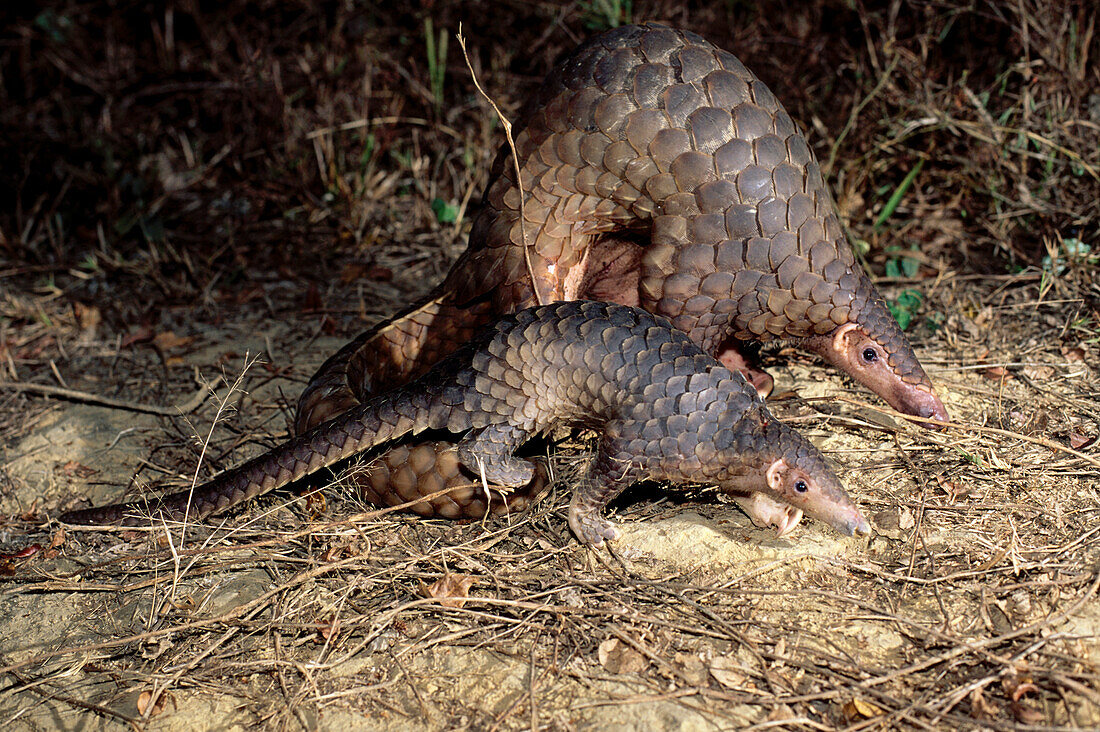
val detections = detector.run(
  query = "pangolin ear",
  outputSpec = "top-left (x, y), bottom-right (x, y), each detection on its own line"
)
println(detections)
top-left (766, 459), bottom-right (788, 491)
top-left (830, 322), bottom-right (860, 357)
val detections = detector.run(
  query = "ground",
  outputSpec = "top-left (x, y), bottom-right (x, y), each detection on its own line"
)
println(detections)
top-left (2, 1), bottom-right (1099, 729)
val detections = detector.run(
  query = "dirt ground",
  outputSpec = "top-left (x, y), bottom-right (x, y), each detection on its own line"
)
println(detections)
top-left (2, 1), bottom-right (1099, 729)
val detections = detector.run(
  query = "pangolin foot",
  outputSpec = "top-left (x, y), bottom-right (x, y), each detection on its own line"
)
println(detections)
top-left (731, 492), bottom-right (804, 537)
top-left (568, 506), bottom-right (622, 546)
top-left (713, 342), bottom-right (774, 398)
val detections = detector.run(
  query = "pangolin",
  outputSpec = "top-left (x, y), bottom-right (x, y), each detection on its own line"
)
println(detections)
top-left (61, 302), bottom-right (870, 543)
top-left (292, 22), bottom-right (946, 532)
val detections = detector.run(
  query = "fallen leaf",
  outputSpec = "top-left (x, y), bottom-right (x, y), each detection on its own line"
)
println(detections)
top-left (136, 689), bottom-right (173, 717)
top-left (982, 365), bottom-right (1012, 380)
top-left (340, 262), bottom-right (393, 283)
top-left (19, 500), bottom-right (40, 522)
top-left (153, 331), bottom-right (194, 351)
top-left (842, 698), bottom-right (883, 720)
top-left (421, 573), bottom-right (477, 608)
top-left (232, 285), bottom-right (265, 305)
top-left (1010, 681), bottom-right (1040, 702)
top-left (1061, 346), bottom-right (1086, 362)
top-left (316, 618), bottom-right (340, 642)
top-left (1009, 700), bottom-right (1046, 725)
top-left (597, 638), bottom-right (648, 674)
top-left (302, 283), bottom-right (324, 312)
top-left (1069, 432), bottom-right (1096, 449)
top-left (121, 327), bottom-right (155, 349)
top-left (306, 491), bottom-right (327, 516)
top-left (72, 301), bottom-right (101, 331)
top-left (708, 655), bottom-right (746, 689)
top-left (61, 460), bottom-right (96, 478)
top-left (0, 544), bottom-right (41, 562)
top-left (766, 704), bottom-right (796, 722)
top-left (672, 652), bottom-right (707, 686)
top-left (970, 686), bottom-right (999, 719)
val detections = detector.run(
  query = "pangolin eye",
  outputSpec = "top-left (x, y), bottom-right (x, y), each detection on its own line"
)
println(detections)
top-left (794, 480), bottom-right (808, 493)
top-left (862, 347), bottom-right (878, 363)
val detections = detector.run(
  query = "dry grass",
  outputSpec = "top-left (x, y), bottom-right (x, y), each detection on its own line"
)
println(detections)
top-left (2, 1), bottom-right (1099, 729)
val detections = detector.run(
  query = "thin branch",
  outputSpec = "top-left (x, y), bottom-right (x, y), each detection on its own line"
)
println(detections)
top-left (456, 25), bottom-right (543, 306)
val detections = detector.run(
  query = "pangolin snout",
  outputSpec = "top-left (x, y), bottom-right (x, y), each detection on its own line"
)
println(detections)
top-left (901, 387), bottom-right (949, 428)
top-left (848, 514), bottom-right (871, 537)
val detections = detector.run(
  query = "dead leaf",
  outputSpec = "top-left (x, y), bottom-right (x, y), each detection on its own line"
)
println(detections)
top-left (982, 365), bottom-right (1012, 380)
top-left (19, 500), bottom-right (40, 522)
top-left (340, 262), bottom-right (393, 283)
top-left (672, 652), bottom-right (707, 686)
top-left (708, 655), bottom-right (746, 689)
top-left (232, 285), bottom-right (265, 305)
top-left (1062, 346), bottom-right (1086, 362)
top-left (1069, 432), bottom-right (1096, 449)
top-left (1009, 700), bottom-right (1046, 725)
top-left (935, 477), bottom-right (971, 502)
top-left (121, 327), bottom-right (155, 349)
top-left (316, 618), bottom-right (340, 642)
top-left (72, 301), bottom-right (101, 331)
top-left (872, 508), bottom-right (907, 539)
top-left (597, 638), bottom-right (648, 674)
top-left (766, 704), bottom-right (796, 722)
top-left (969, 686), bottom-right (999, 719)
top-left (61, 460), bottom-right (96, 478)
top-left (153, 330), bottom-right (194, 351)
top-left (302, 283), bottom-right (324, 312)
top-left (421, 573), bottom-right (477, 608)
top-left (306, 490), bottom-right (327, 516)
top-left (842, 698), bottom-right (883, 720)
top-left (47, 529), bottom-right (66, 558)
top-left (136, 689), bottom-right (173, 717)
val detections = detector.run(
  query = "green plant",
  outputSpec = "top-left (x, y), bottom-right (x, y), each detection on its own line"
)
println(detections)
top-left (884, 245), bottom-right (921, 279)
top-left (424, 18), bottom-right (448, 117)
top-left (887, 288), bottom-right (924, 331)
top-left (34, 9), bottom-right (72, 43)
top-left (431, 197), bottom-right (458, 224)
top-left (580, 0), bottom-right (632, 29)
top-left (873, 158), bottom-right (924, 231)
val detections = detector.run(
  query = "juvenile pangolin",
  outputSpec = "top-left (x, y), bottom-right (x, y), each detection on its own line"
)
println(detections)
top-left (292, 23), bottom-right (946, 533)
top-left (61, 302), bottom-right (870, 544)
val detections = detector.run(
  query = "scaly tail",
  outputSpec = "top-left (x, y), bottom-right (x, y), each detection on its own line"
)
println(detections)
top-left (62, 385), bottom-right (446, 526)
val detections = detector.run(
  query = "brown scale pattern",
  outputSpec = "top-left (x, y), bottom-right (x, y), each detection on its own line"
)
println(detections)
top-left (293, 23), bottom-right (946, 522)
top-left (61, 303), bottom-right (869, 543)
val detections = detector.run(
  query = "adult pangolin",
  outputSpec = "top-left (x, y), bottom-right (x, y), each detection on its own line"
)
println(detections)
top-left (291, 23), bottom-right (946, 531)
top-left (61, 302), bottom-right (870, 544)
